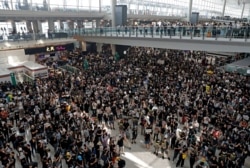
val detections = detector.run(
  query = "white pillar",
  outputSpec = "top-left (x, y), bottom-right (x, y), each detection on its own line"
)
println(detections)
top-left (137, 2), bottom-right (139, 14)
top-left (63, 0), bottom-right (66, 11)
top-left (187, 0), bottom-right (193, 22)
top-left (241, 3), bottom-right (245, 19)
top-left (111, 0), bottom-right (117, 55)
top-left (47, 0), bottom-right (50, 11)
top-left (222, 0), bottom-right (227, 17)
top-left (111, 0), bottom-right (117, 27)
top-left (99, 0), bottom-right (102, 12)
top-left (89, 0), bottom-right (91, 11)
top-left (77, 0), bottom-right (79, 12)
top-left (10, 0), bottom-right (13, 10)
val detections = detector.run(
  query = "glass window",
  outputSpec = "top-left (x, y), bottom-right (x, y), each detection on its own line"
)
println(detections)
top-left (100, 0), bottom-right (111, 12)
top-left (79, 0), bottom-right (90, 10)
top-left (193, 0), bottom-right (224, 18)
top-left (242, 4), bottom-right (250, 18)
top-left (224, 0), bottom-right (243, 18)
top-left (50, 0), bottom-right (64, 10)
top-left (0, 0), bottom-right (12, 10)
top-left (65, 0), bottom-right (77, 9)
top-left (91, 0), bottom-right (99, 11)
top-left (0, 22), bottom-right (12, 35)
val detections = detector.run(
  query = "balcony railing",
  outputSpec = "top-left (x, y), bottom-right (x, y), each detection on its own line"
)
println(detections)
top-left (1, 26), bottom-right (250, 44)
top-left (0, 31), bottom-right (71, 42)
top-left (81, 26), bottom-right (250, 42)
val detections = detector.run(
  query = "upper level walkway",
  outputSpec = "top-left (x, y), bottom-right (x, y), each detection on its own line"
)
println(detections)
top-left (79, 27), bottom-right (250, 53)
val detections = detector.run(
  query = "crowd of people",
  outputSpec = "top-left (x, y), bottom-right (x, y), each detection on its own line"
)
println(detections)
top-left (97, 20), bottom-right (250, 39)
top-left (0, 46), bottom-right (249, 168)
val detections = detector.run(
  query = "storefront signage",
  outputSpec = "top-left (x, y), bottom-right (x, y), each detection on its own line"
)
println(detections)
top-left (25, 43), bottom-right (74, 55)
top-left (56, 46), bottom-right (66, 51)
top-left (46, 46), bottom-right (55, 52)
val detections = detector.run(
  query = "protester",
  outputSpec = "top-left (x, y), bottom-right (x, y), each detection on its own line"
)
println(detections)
top-left (0, 45), bottom-right (249, 168)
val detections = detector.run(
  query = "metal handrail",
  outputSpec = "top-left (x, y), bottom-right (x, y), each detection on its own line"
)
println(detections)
top-left (81, 26), bottom-right (250, 42)
top-left (1, 26), bottom-right (249, 43)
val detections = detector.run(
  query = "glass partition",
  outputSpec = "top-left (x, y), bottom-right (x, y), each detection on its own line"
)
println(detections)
top-left (193, 0), bottom-right (224, 18)
top-left (0, 0), bottom-right (249, 19)
top-left (91, 0), bottom-right (100, 11)
top-left (65, 0), bottom-right (77, 11)
top-left (1, 25), bottom-right (250, 43)
top-left (50, 0), bottom-right (65, 11)
top-left (80, 25), bottom-right (249, 43)
top-left (224, 0), bottom-right (243, 18)
top-left (79, 0), bottom-right (90, 11)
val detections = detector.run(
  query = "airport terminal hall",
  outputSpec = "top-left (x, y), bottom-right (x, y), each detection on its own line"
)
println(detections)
top-left (1, 0), bottom-right (250, 168)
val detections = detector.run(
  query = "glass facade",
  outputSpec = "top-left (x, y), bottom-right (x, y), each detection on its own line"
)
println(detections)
top-left (0, 0), bottom-right (249, 18)
top-left (192, 0), bottom-right (224, 18)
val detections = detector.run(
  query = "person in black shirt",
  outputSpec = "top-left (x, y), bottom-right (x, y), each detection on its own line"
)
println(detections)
top-left (189, 148), bottom-right (197, 168)
top-left (108, 113), bottom-right (115, 129)
top-left (117, 136), bottom-right (124, 154)
top-left (103, 159), bottom-right (113, 168)
top-left (83, 144), bottom-right (91, 166)
top-left (144, 132), bottom-right (151, 149)
top-left (123, 119), bottom-right (130, 131)
top-left (172, 140), bottom-right (181, 161)
top-left (89, 154), bottom-right (98, 168)
top-left (132, 126), bottom-right (138, 144)
top-left (209, 155), bottom-right (218, 168)
top-left (1, 153), bottom-right (9, 167)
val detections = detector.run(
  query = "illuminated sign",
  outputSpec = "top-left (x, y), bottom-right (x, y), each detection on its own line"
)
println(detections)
top-left (46, 46), bottom-right (55, 52)
top-left (56, 46), bottom-right (66, 51)
top-left (46, 46), bottom-right (66, 52)
top-left (24, 43), bottom-right (74, 55)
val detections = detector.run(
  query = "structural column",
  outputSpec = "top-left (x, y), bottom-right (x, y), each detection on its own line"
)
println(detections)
top-left (89, 0), bottom-right (91, 11)
top-left (111, 0), bottom-right (117, 27)
top-left (26, 21), bottom-right (32, 33)
top-left (10, 20), bottom-right (16, 34)
top-left (241, 2), bottom-right (245, 19)
top-left (32, 20), bottom-right (42, 34)
top-left (95, 19), bottom-right (100, 28)
top-left (111, 0), bottom-right (117, 55)
top-left (48, 19), bottom-right (54, 32)
top-left (77, 20), bottom-right (83, 34)
top-left (222, 0), bottom-right (227, 17)
top-left (29, 0), bottom-right (33, 10)
top-left (26, 21), bottom-right (36, 40)
top-left (96, 43), bottom-right (102, 53)
top-left (31, 20), bottom-right (42, 40)
top-left (187, 0), bottom-right (193, 22)
top-left (47, 0), bottom-right (50, 11)
top-left (99, 0), bottom-right (102, 12)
